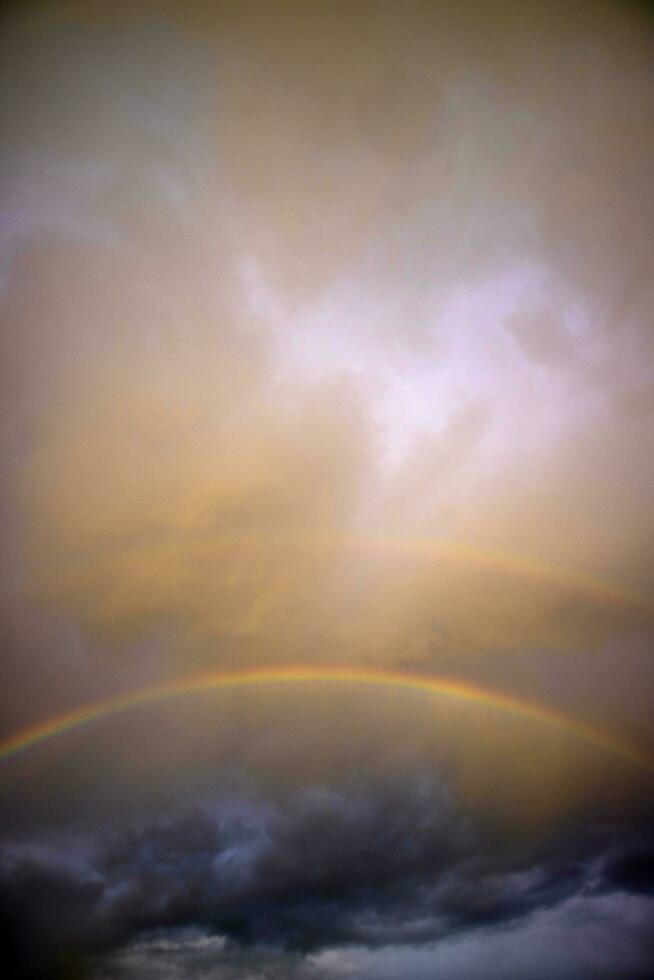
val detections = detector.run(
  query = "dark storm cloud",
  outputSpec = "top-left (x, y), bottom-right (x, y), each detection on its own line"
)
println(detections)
top-left (90, 776), bottom-right (470, 952)
top-left (0, 854), bottom-right (104, 980)
top-left (2, 775), bottom-right (654, 979)
top-left (599, 839), bottom-right (654, 896)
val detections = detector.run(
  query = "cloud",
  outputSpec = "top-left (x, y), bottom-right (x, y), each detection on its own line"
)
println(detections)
top-left (600, 841), bottom-right (654, 897)
top-left (1, 0), bottom-right (652, 686)
top-left (2, 774), bottom-right (654, 979)
top-left (313, 892), bottom-right (654, 980)
top-left (2, 3), bottom-right (654, 978)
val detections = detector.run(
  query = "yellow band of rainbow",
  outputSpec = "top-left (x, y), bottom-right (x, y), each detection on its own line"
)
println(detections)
top-left (1, 666), bottom-right (652, 774)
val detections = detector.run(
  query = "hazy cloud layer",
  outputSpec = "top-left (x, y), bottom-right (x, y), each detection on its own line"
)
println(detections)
top-left (1, 1), bottom-right (653, 672)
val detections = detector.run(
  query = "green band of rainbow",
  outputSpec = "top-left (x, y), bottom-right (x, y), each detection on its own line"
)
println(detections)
top-left (1, 667), bottom-right (652, 774)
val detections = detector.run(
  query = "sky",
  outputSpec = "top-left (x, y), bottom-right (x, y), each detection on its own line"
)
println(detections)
top-left (1, 1), bottom-right (654, 977)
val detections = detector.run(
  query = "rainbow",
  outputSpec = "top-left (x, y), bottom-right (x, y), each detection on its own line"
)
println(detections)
top-left (199, 531), bottom-right (654, 615)
top-left (1, 666), bottom-right (652, 774)
top-left (365, 536), bottom-right (652, 612)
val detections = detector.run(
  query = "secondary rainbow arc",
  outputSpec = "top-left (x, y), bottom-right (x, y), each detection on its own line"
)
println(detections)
top-left (196, 530), bottom-right (654, 614)
top-left (1, 666), bottom-right (652, 774)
